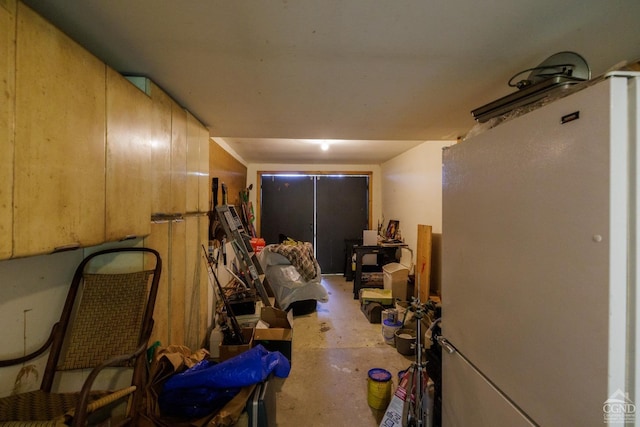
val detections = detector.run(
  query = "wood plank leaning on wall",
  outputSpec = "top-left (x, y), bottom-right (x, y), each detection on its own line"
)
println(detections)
top-left (415, 224), bottom-right (432, 303)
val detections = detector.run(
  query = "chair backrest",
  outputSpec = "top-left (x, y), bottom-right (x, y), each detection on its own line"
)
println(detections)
top-left (41, 247), bottom-right (162, 392)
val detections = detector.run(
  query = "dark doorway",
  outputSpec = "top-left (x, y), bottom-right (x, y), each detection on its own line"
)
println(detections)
top-left (260, 175), bottom-right (314, 245)
top-left (260, 174), bottom-right (370, 274)
top-left (316, 175), bottom-right (369, 273)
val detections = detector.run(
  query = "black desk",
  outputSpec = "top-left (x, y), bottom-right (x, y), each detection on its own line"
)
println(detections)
top-left (352, 245), bottom-right (404, 299)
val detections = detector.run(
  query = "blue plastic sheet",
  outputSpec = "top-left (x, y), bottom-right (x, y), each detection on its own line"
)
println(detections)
top-left (159, 344), bottom-right (290, 418)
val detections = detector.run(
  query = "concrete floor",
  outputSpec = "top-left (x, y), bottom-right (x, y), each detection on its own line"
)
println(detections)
top-left (274, 275), bottom-right (414, 426)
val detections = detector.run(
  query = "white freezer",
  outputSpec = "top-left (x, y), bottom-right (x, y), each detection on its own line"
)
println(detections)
top-left (441, 74), bottom-right (639, 426)
top-left (443, 350), bottom-right (536, 426)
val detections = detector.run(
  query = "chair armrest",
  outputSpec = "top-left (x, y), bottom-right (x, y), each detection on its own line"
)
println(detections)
top-left (0, 323), bottom-right (59, 367)
top-left (70, 341), bottom-right (148, 427)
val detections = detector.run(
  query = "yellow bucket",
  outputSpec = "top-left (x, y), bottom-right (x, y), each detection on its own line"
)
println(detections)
top-left (367, 368), bottom-right (392, 410)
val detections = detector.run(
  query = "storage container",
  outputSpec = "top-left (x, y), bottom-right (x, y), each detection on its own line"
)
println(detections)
top-left (383, 247), bottom-right (413, 300)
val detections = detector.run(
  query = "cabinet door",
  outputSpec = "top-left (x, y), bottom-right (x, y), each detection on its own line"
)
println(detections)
top-left (145, 220), bottom-right (170, 346)
top-left (149, 82), bottom-right (172, 216)
top-left (0, 0), bottom-right (16, 259)
top-left (106, 67), bottom-right (152, 241)
top-left (14, 4), bottom-right (106, 257)
top-left (186, 112), bottom-right (203, 214)
top-left (170, 219), bottom-right (186, 346)
top-left (171, 103), bottom-right (187, 214)
top-left (198, 127), bottom-right (210, 213)
top-left (198, 214), bottom-right (210, 338)
top-left (184, 214), bottom-right (208, 350)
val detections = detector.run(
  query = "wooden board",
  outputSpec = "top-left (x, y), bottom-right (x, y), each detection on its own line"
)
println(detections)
top-left (415, 224), bottom-right (432, 302)
top-left (0, 0), bottom-right (15, 259)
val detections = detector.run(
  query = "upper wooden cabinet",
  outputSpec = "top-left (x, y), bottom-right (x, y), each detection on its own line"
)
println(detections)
top-left (199, 130), bottom-right (210, 213)
top-left (171, 103), bottom-right (187, 215)
top-left (105, 67), bottom-right (152, 241)
top-left (0, 0), bottom-right (16, 260)
top-left (186, 112), bottom-right (209, 214)
top-left (13, 3), bottom-right (106, 257)
top-left (148, 82), bottom-right (173, 215)
top-left (7, 4), bottom-right (210, 258)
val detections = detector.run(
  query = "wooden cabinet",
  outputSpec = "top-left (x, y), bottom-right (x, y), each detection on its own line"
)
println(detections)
top-left (14, 3), bottom-right (106, 257)
top-left (105, 67), bottom-right (152, 241)
top-left (145, 215), bottom-right (210, 348)
top-left (145, 220), bottom-right (171, 346)
top-left (186, 112), bottom-right (209, 214)
top-left (171, 103), bottom-right (187, 214)
top-left (184, 214), bottom-right (210, 349)
top-left (169, 218), bottom-right (187, 346)
top-left (149, 82), bottom-right (173, 216)
top-left (199, 131), bottom-right (210, 213)
top-left (0, 0), bottom-right (16, 259)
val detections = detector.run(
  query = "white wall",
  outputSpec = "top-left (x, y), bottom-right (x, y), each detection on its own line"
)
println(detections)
top-left (380, 140), bottom-right (455, 260)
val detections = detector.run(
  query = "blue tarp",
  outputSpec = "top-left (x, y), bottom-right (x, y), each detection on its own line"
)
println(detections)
top-left (159, 344), bottom-right (290, 418)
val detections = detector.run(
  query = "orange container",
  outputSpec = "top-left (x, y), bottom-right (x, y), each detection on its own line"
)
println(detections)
top-left (250, 238), bottom-right (266, 253)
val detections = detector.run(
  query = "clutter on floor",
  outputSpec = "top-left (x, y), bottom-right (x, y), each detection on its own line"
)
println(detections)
top-left (352, 270), bottom-right (443, 427)
top-left (375, 294), bottom-right (441, 427)
top-left (257, 241), bottom-right (329, 312)
top-left (202, 211), bottom-right (441, 426)
top-left (141, 344), bottom-right (289, 426)
top-left (197, 240), bottom-right (296, 425)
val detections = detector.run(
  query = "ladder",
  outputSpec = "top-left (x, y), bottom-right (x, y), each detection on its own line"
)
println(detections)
top-left (216, 204), bottom-right (272, 307)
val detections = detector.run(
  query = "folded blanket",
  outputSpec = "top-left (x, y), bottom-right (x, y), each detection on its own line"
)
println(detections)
top-left (266, 241), bottom-right (318, 281)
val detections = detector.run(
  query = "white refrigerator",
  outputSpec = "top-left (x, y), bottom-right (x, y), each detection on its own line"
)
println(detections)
top-left (440, 72), bottom-right (639, 427)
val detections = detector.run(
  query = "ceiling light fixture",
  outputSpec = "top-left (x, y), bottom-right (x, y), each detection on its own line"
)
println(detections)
top-left (321, 143), bottom-right (329, 151)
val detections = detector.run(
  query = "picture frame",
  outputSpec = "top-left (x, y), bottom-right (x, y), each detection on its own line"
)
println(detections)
top-left (385, 220), bottom-right (399, 240)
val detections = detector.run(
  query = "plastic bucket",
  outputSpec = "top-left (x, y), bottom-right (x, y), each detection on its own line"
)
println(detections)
top-left (382, 319), bottom-right (403, 346)
top-left (395, 328), bottom-right (416, 355)
top-left (367, 368), bottom-right (392, 410)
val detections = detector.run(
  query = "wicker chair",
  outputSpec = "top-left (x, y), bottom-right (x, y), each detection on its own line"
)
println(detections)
top-left (0, 247), bottom-right (162, 426)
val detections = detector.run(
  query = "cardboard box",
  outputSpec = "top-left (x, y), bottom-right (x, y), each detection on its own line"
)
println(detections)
top-left (253, 307), bottom-right (293, 361)
top-left (219, 327), bottom-right (254, 361)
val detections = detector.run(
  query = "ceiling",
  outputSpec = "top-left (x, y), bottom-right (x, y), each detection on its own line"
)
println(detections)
top-left (22, 0), bottom-right (640, 164)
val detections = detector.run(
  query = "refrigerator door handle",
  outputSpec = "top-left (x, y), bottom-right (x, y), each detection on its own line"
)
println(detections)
top-left (437, 336), bottom-right (457, 354)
